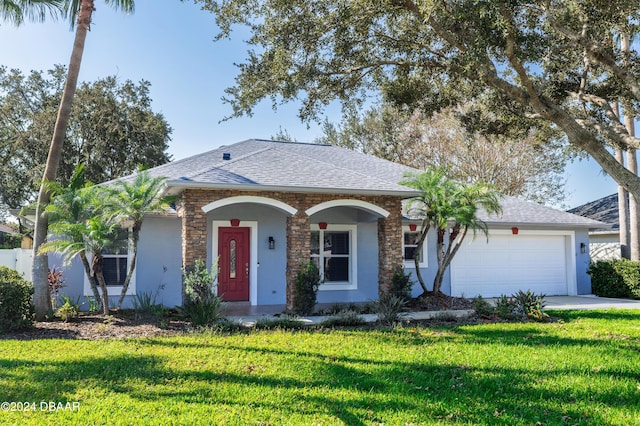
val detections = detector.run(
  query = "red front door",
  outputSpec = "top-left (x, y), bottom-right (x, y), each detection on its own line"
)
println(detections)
top-left (218, 227), bottom-right (250, 301)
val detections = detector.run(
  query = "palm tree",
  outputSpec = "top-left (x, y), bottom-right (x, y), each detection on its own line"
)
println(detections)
top-left (40, 181), bottom-right (118, 315)
top-left (41, 164), bottom-right (102, 307)
top-left (402, 169), bottom-right (502, 297)
top-left (104, 171), bottom-right (172, 309)
top-left (0, 0), bottom-right (63, 25)
top-left (32, 0), bottom-right (135, 319)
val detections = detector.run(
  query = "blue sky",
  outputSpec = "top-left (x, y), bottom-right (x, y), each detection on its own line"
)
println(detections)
top-left (0, 0), bottom-right (617, 208)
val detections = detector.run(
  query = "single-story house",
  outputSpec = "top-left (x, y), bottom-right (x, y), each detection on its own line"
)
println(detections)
top-left (568, 194), bottom-right (621, 260)
top-left (55, 139), bottom-right (606, 309)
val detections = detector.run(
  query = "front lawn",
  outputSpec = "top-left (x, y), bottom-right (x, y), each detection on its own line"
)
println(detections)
top-left (1, 309), bottom-right (639, 425)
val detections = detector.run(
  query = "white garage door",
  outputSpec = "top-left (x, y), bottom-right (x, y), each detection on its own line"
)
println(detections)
top-left (450, 233), bottom-right (571, 298)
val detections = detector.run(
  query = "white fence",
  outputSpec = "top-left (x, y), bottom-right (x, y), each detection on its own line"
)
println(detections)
top-left (0, 248), bottom-right (33, 282)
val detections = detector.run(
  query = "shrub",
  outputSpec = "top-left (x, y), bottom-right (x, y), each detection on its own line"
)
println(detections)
top-left (588, 260), bottom-right (630, 298)
top-left (181, 259), bottom-right (226, 327)
top-left (56, 295), bottom-right (79, 322)
top-left (374, 294), bottom-right (409, 325)
top-left (613, 260), bottom-right (640, 298)
top-left (472, 295), bottom-right (494, 317)
top-left (0, 266), bottom-right (34, 332)
top-left (512, 290), bottom-right (548, 322)
top-left (390, 265), bottom-right (414, 301)
top-left (293, 261), bottom-right (321, 315)
top-left (320, 310), bottom-right (367, 327)
top-left (253, 315), bottom-right (307, 330)
top-left (494, 295), bottom-right (516, 319)
top-left (48, 266), bottom-right (65, 309)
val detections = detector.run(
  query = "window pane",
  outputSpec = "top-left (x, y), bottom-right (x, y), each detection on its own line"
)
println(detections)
top-left (404, 232), bottom-right (421, 245)
top-left (310, 231), bottom-right (320, 255)
top-left (229, 239), bottom-right (236, 279)
top-left (103, 230), bottom-right (128, 255)
top-left (103, 257), bottom-right (127, 286)
top-left (325, 231), bottom-right (349, 255)
top-left (404, 246), bottom-right (423, 262)
top-left (324, 257), bottom-right (349, 282)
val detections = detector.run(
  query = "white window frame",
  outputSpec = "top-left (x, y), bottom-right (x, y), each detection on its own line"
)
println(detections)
top-left (311, 224), bottom-right (358, 291)
top-left (83, 233), bottom-right (136, 297)
top-left (402, 225), bottom-right (428, 269)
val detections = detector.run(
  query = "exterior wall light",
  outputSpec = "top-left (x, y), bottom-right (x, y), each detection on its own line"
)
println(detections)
top-left (580, 242), bottom-right (587, 254)
top-left (268, 236), bottom-right (275, 250)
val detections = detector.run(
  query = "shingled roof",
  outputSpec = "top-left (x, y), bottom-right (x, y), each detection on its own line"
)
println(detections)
top-left (405, 195), bottom-right (610, 228)
top-left (117, 139), bottom-right (609, 228)
top-left (567, 193), bottom-right (619, 232)
top-left (138, 139), bottom-right (420, 197)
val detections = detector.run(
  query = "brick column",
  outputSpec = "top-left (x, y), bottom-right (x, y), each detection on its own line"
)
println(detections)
top-left (179, 190), bottom-right (208, 303)
top-left (377, 199), bottom-right (403, 296)
top-left (286, 211), bottom-right (310, 310)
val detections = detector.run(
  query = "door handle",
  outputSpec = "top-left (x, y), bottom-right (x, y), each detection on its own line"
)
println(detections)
top-left (245, 263), bottom-right (249, 277)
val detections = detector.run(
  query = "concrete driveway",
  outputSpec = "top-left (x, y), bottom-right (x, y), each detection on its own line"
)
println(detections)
top-left (544, 295), bottom-right (640, 310)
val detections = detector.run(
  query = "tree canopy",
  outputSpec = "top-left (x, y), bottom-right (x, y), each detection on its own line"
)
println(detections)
top-left (0, 66), bottom-right (172, 213)
top-left (317, 104), bottom-right (569, 206)
top-left (197, 0), bottom-right (640, 199)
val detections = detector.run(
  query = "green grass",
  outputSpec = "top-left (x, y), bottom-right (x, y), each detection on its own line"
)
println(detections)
top-left (1, 309), bottom-right (640, 425)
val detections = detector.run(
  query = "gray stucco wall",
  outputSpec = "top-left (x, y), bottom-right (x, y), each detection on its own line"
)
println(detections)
top-left (574, 228), bottom-right (592, 295)
top-left (51, 215), bottom-right (182, 310)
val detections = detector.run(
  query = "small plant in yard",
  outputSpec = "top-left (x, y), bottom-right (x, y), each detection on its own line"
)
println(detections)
top-left (390, 264), bottom-right (413, 301)
top-left (48, 266), bottom-right (65, 310)
top-left (494, 294), bottom-right (516, 319)
top-left (374, 293), bottom-right (409, 325)
top-left (132, 287), bottom-right (165, 317)
top-left (0, 266), bottom-right (34, 332)
top-left (253, 315), bottom-right (307, 330)
top-left (293, 261), bottom-right (321, 315)
top-left (180, 259), bottom-right (226, 327)
top-left (320, 310), bottom-right (367, 327)
top-left (86, 296), bottom-right (100, 313)
top-left (472, 295), bottom-right (494, 317)
top-left (55, 295), bottom-right (80, 322)
top-left (512, 289), bottom-right (549, 321)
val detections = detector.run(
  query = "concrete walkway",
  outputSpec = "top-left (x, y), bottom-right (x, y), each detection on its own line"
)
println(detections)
top-left (226, 295), bottom-right (640, 327)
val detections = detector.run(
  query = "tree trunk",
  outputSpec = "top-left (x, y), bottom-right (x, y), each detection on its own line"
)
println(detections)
top-left (79, 252), bottom-right (102, 307)
top-left (117, 226), bottom-right (139, 309)
top-left (31, 0), bottom-right (94, 320)
top-left (616, 148), bottom-right (630, 258)
top-left (432, 228), bottom-right (446, 294)
top-left (621, 33), bottom-right (640, 260)
top-left (413, 220), bottom-right (431, 295)
top-left (92, 253), bottom-right (109, 315)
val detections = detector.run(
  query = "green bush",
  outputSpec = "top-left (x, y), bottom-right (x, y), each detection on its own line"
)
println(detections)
top-left (293, 261), bottom-right (321, 315)
top-left (253, 315), bottom-right (307, 330)
top-left (0, 266), bottom-right (34, 332)
top-left (494, 295), bottom-right (516, 320)
top-left (588, 259), bottom-right (640, 298)
top-left (472, 295), bottom-right (494, 317)
top-left (180, 260), bottom-right (226, 327)
top-left (56, 295), bottom-right (79, 322)
top-left (512, 290), bottom-right (548, 322)
top-left (390, 265), bottom-right (413, 301)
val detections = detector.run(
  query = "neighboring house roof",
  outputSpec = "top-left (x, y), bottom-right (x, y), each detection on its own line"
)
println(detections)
top-left (405, 195), bottom-right (610, 229)
top-left (123, 139), bottom-right (421, 197)
top-left (567, 193), bottom-right (619, 233)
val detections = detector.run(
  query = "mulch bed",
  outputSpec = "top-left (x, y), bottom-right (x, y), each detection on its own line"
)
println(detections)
top-left (1, 295), bottom-right (477, 340)
top-left (0, 311), bottom-right (191, 341)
